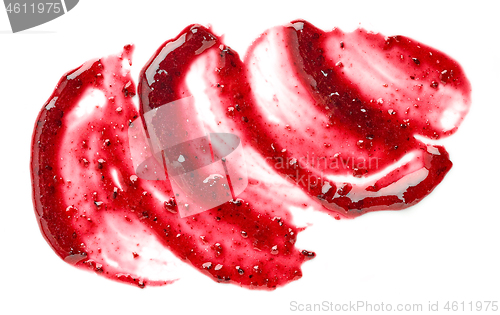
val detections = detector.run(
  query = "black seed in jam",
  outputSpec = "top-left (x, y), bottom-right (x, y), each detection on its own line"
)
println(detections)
top-left (236, 266), bottom-right (244, 275)
top-left (97, 159), bottom-right (105, 169)
top-left (164, 198), bottom-right (177, 213)
top-left (301, 250), bottom-right (316, 259)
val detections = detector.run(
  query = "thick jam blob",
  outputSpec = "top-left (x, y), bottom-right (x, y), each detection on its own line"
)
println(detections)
top-left (31, 20), bottom-right (470, 288)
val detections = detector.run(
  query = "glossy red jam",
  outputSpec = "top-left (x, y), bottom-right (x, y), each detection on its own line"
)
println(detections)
top-left (30, 21), bottom-right (470, 288)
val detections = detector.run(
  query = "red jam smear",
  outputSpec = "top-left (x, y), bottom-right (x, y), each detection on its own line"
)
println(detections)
top-left (235, 20), bottom-right (471, 217)
top-left (31, 39), bottom-right (310, 290)
top-left (31, 20), bottom-right (470, 288)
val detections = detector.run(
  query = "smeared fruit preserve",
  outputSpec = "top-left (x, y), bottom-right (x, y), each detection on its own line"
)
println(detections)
top-left (31, 20), bottom-right (470, 288)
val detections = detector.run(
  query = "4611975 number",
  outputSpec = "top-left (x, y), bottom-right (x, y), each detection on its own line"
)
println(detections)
top-left (444, 301), bottom-right (498, 312)
top-left (6, 2), bottom-right (61, 14)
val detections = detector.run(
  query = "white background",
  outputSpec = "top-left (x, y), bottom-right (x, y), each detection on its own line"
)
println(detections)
top-left (1, 0), bottom-right (499, 314)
